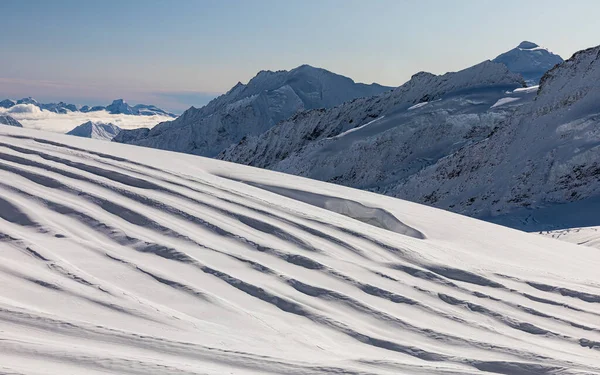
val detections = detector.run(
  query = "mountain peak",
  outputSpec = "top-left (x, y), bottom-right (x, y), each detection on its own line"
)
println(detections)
top-left (493, 41), bottom-right (564, 85)
top-left (517, 41), bottom-right (539, 49)
top-left (292, 64), bottom-right (319, 72)
top-left (66, 120), bottom-right (121, 141)
top-left (17, 97), bottom-right (38, 105)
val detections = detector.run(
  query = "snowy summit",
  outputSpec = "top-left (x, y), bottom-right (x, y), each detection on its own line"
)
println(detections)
top-left (493, 41), bottom-right (564, 85)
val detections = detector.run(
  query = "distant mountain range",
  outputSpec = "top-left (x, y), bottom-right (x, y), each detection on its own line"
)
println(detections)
top-left (0, 98), bottom-right (176, 117)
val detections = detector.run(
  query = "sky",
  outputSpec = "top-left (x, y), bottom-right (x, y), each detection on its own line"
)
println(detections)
top-left (1, 0), bottom-right (600, 113)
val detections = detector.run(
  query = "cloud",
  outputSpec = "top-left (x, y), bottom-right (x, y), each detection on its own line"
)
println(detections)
top-left (0, 104), bottom-right (173, 133)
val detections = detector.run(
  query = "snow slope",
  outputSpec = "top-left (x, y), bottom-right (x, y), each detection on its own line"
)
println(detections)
top-left (0, 125), bottom-right (599, 374)
top-left (395, 45), bottom-right (600, 220)
top-left (541, 226), bottom-right (600, 248)
top-left (0, 97), bottom-right (176, 117)
top-left (113, 65), bottom-right (392, 157)
top-left (66, 121), bottom-right (122, 141)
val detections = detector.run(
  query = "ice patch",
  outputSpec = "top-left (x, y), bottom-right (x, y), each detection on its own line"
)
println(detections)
top-left (513, 86), bottom-right (539, 93)
top-left (491, 97), bottom-right (521, 108)
top-left (232, 181), bottom-right (425, 238)
top-left (408, 102), bottom-right (428, 111)
top-left (329, 116), bottom-right (385, 139)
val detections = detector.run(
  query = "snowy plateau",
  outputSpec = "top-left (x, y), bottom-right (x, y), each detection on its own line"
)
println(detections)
top-left (0, 126), bottom-right (600, 374)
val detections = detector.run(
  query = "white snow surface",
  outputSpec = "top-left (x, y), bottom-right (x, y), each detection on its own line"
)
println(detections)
top-left (540, 226), bottom-right (600, 249)
top-left (0, 125), bottom-right (599, 374)
top-left (490, 97), bottom-right (521, 108)
top-left (407, 102), bottom-right (428, 110)
top-left (493, 41), bottom-right (564, 85)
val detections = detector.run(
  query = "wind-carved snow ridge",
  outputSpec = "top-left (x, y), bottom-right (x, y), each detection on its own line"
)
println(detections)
top-left (218, 176), bottom-right (424, 238)
top-left (0, 126), bottom-right (599, 374)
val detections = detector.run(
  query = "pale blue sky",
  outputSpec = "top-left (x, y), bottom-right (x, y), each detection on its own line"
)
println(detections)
top-left (1, 0), bottom-right (599, 112)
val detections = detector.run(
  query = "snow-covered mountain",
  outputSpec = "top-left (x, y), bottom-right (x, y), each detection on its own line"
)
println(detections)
top-left (219, 60), bottom-right (525, 171)
top-left (393, 45), bottom-right (600, 221)
top-left (493, 41), bottom-right (564, 85)
top-left (220, 44), bottom-right (600, 232)
top-left (0, 125), bottom-right (599, 374)
top-left (0, 99), bottom-right (16, 108)
top-left (541, 226), bottom-right (600, 248)
top-left (0, 97), bottom-right (176, 117)
top-left (113, 65), bottom-right (392, 156)
top-left (0, 115), bottom-right (23, 127)
top-left (66, 121), bottom-right (122, 140)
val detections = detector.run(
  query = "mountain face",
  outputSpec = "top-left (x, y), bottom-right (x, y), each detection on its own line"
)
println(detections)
top-left (0, 97), bottom-right (176, 117)
top-left (0, 115), bottom-right (23, 127)
top-left (1, 125), bottom-right (599, 374)
top-left (392, 45), bottom-right (600, 222)
top-left (221, 45), bottom-right (600, 230)
top-left (0, 99), bottom-right (16, 108)
top-left (66, 121), bottom-right (122, 140)
top-left (493, 41), bottom-right (564, 85)
top-left (113, 65), bottom-right (392, 157)
top-left (219, 60), bottom-right (525, 179)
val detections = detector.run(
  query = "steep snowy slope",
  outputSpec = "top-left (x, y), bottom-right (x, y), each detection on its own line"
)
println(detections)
top-left (66, 121), bottom-right (122, 140)
top-left (0, 115), bottom-right (23, 127)
top-left (113, 65), bottom-right (391, 157)
top-left (493, 41), bottom-right (563, 85)
top-left (220, 61), bottom-right (525, 187)
top-left (0, 126), bottom-right (599, 374)
top-left (395, 45), bottom-right (600, 220)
